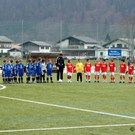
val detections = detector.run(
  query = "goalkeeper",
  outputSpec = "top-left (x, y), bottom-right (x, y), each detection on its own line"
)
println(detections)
top-left (76, 59), bottom-right (84, 83)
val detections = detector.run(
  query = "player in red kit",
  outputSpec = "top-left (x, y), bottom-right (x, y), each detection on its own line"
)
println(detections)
top-left (94, 58), bottom-right (101, 83)
top-left (101, 59), bottom-right (108, 83)
top-left (109, 59), bottom-right (116, 83)
top-left (128, 61), bottom-right (134, 83)
top-left (66, 59), bottom-right (73, 83)
top-left (119, 59), bottom-right (127, 83)
top-left (85, 59), bottom-right (92, 83)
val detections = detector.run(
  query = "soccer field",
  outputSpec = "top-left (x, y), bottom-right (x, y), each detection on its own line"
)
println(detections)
top-left (0, 74), bottom-right (135, 135)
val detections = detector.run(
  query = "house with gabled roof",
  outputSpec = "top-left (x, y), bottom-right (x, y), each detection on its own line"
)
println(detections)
top-left (0, 36), bottom-right (13, 53)
top-left (19, 41), bottom-right (52, 53)
top-left (55, 35), bottom-right (101, 57)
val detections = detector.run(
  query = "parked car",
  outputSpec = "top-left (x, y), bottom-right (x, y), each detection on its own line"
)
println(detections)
top-left (63, 56), bottom-right (68, 60)
top-left (103, 56), bottom-right (109, 60)
top-left (71, 57), bottom-right (76, 60)
top-left (84, 57), bottom-right (91, 60)
top-left (99, 57), bottom-right (104, 60)
top-left (90, 57), bottom-right (97, 60)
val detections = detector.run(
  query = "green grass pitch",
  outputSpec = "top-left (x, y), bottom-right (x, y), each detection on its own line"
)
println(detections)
top-left (0, 73), bottom-right (135, 135)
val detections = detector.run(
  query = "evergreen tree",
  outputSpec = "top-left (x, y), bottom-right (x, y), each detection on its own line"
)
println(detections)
top-left (105, 33), bottom-right (111, 42)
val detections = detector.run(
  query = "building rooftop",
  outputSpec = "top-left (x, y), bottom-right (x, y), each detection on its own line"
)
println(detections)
top-left (57, 35), bottom-right (99, 44)
top-left (19, 41), bottom-right (52, 47)
top-left (0, 36), bottom-right (13, 43)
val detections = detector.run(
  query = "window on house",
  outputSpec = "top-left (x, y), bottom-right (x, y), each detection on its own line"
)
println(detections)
top-left (8, 45), bottom-right (11, 47)
top-left (117, 44), bottom-right (122, 48)
top-left (124, 45), bottom-right (127, 48)
top-left (46, 47), bottom-right (49, 49)
top-left (41, 47), bottom-right (44, 49)
top-left (0, 44), bottom-right (1, 47)
top-left (100, 52), bottom-right (103, 57)
top-left (112, 44), bottom-right (115, 48)
top-left (4, 44), bottom-right (7, 47)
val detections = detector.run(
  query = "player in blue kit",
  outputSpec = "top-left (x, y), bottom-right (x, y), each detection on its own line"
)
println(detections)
top-left (36, 57), bottom-right (42, 83)
top-left (18, 59), bottom-right (24, 83)
top-left (13, 60), bottom-right (19, 83)
top-left (26, 59), bottom-right (32, 83)
top-left (46, 59), bottom-right (53, 83)
top-left (7, 60), bottom-right (12, 84)
top-left (2, 60), bottom-right (7, 84)
top-left (10, 59), bottom-right (14, 83)
top-left (32, 59), bottom-right (37, 83)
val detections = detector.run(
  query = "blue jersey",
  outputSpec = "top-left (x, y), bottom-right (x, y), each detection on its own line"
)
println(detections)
top-left (47, 63), bottom-right (53, 71)
top-left (2, 64), bottom-right (7, 71)
top-left (7, 64), bottom-right (12, 72)
top-left (37, 62), bottom-right (42, 75)
top-left (13, 64), bottom-right (19, 72)
top-left (32, 63), bottom-right (37, 71)
top-left (26, 63), bottom-right (31, 72)
top-left (18, 64), bottom-right (24, 72)
top-left (10, 64), bottom-right (13, 70)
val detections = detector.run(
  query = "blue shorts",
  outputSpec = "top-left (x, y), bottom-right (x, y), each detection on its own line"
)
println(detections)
top-left (37, 71), bottom-right (42, 76)
top-left (27, 73), bottom-right (31, 77)
top-left (47, 70), bottom-right (52, 76)
top-left (32, 71), bottom-right (36, 77)
top-left (7, 71), bottom-right (11, 77)
top-left (14, 71), bottom-right (18, 77)
top-left (10, 73), bottom-right (14, 77)
top-left (19, 72), bottom-right (24, 77)
top-left (2, 71), bottom-right (7, 77)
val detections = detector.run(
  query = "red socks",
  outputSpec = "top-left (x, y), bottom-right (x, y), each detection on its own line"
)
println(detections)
top-left (123, 76), bottom-right (125, 81)
top-left (86, 75), bottom-right (87, 80)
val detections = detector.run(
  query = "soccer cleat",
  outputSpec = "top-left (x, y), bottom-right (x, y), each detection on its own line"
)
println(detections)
top-left (119, 81), bottom-right (122, 83)
top-left (123, 81), bottom-right (125, 83)
top-left (43, 81), bottom-right (46, 83)
top-left (89, 81), bottom-right (91, 83)
top-left (33, 81), bottom-right (36, 83)
top-left (77, 81), bottom-right (79, 83)
top-left (110, 81), bottom-right (112, 83)
top-left (51, 81), bottom-right (53, 83)
top-left (81, 81), bottom-right (83, 83)
top-left (97, 81), bottom-right (99, 83)
top-left (86, 81), bottom-right (87, 82)
top-left (69, 81), bottom-right (72, 83)
top-left (94, 81), bottom-right (96, 83)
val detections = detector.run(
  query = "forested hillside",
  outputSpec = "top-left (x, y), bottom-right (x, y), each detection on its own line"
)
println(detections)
top-left (0, 0), bottom-right (135, 24)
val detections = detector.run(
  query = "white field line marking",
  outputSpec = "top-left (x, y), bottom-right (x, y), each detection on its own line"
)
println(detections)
top-left (0, 85), bottom-right (6, 90)
top-left (0, 96), bottom-right (135, 120)
top-left (0, 123), bottom-right (135, 133)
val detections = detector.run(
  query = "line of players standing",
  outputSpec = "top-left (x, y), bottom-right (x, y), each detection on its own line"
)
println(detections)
top-left (66, 58), bottom-right (134, 83)
top-left (2, 57), bottom-right (53, 84)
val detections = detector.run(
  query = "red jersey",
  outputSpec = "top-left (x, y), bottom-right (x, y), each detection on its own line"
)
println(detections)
top-left (85, 63), bottom-right (92, 72)
top-left (101, 63), bottom-right (108, 72)
top-left (120, 63), bottom-right (127, 73)
top-left (109, 62), bottom-right (116, 72)
top-left (95, 63), bottom-right (101, 72)
top-left (128, 65), bottom-right (134, 75)
top-left (66, 63), bottom-right (73, 73)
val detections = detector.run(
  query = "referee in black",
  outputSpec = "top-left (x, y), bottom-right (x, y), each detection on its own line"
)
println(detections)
top-left (56, 53), bottom-right (65, 82)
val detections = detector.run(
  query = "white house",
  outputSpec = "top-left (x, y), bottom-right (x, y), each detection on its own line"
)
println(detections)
top-left (19, 41), bottom-right (52, 53)
top-left (8, 48), bottom-right (26, 58)
top-left (101, 38), bottom-right (131, 58)
top-left (0, 36), bottom-right (13, 53)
